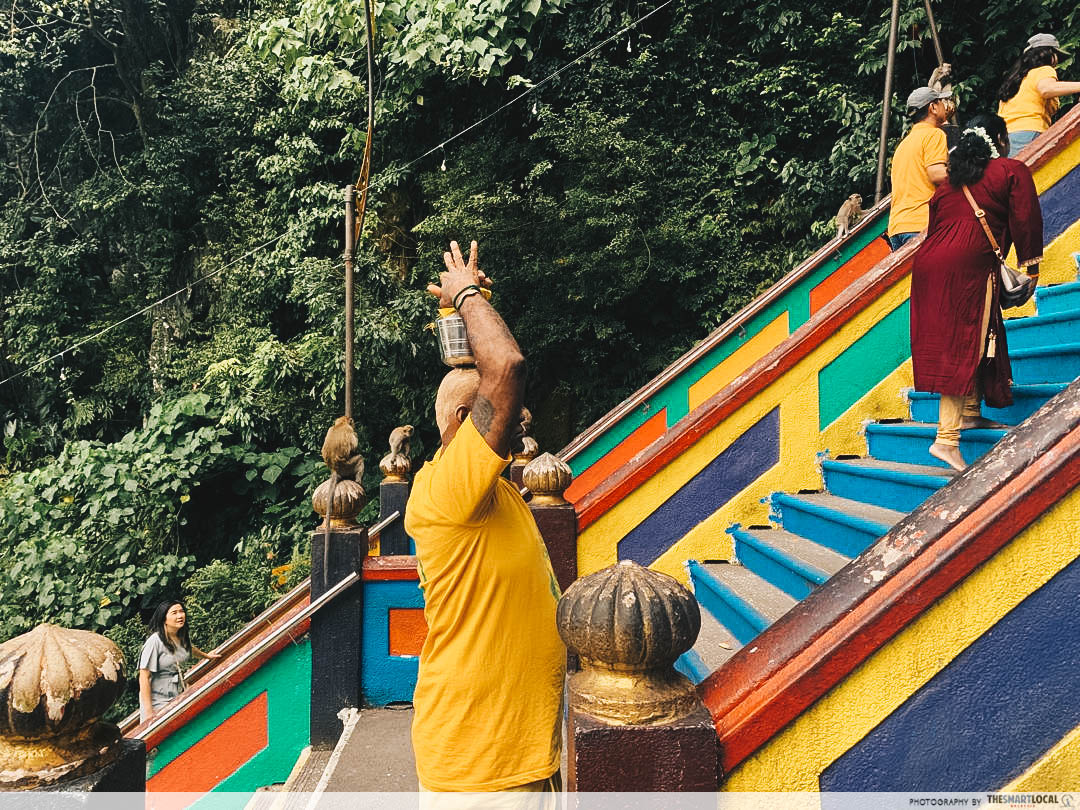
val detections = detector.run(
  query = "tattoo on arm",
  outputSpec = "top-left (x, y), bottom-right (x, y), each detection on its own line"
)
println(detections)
top-left (472, 395), bottom-right (495, 435)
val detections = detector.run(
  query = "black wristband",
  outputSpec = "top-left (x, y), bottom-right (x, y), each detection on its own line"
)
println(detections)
top-left (453, 285), bottom-right (483, 310)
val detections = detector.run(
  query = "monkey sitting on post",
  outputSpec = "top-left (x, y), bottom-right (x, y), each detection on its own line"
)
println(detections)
top-left (379, 424), bottom-right (414, 481)
top-left (320, 415), bottom-right (364, 587)
top-left (835, 193), bottom-right (864, 240)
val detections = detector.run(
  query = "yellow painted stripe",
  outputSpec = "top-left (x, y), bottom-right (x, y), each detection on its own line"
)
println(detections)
top-left (687, 312), bottom-right (790, 412)
top-left (578, 278), bottom-right (912, 581)
top-left (722, 485), bottom-right (1080, 791)
top-left (1005, 217), bottom-right (1080, 320)
top-left (1003, 722), bottom-right (1080, 791)
top-left (1032, 136), bottom-right (1080, 194)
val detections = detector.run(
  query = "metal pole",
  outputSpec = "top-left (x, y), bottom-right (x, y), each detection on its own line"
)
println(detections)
top-left (923, 0), bottom-right (945, 69)
top-left (874, 0), bottom-right (902, 204)
top-left (343, 185), bottom-right (356, 419)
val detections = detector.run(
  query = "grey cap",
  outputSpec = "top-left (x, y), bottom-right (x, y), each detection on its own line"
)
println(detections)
top-left (906, 86), bottom-right (951, 111)
top-left (1025, 33), bottom-right (1070, 57)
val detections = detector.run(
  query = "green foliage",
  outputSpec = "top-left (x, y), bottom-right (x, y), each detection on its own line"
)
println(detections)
top-left (0, 393), bottom-right (307, 640)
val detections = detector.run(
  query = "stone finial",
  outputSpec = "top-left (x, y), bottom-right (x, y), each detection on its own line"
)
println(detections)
top-left (312, 470), bottom-right (366, 529)
top-left (0, 625), bottom-right (126, 788)
top-left (557, 560), bottom-right (701, 725)
top-left (379, 424), bottom-right (414, 482)
top-left (511, 407), bottom-right (539, 464)
top-left (522, 453), bottom-right (572, 505)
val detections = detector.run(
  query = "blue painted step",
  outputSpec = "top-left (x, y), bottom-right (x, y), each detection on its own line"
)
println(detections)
top-left (687, 560), bottom-right (797, 646)
top-left (822, 458), bottom-right (954, 513)
top-left (906, 384), bottom-right (1067, 425)
top-left (768, 492), bottom-right (903, 557)
top-left (731, 526), bottom-right (849, 600)
top-left (1011, 343), bottom-right (1080, 384)
top-left (675, 605), bottom-right (741, 684)
top-left (1035, 281), bottom-right (1080, 316)
top-left (1004, 310), bottom-right (1080, 351)
top-left (865, 421), bottom-right (1006, 468)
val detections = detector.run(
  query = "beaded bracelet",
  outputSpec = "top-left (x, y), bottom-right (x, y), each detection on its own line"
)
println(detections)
top-left (453, 284), bottom-right (484, 310)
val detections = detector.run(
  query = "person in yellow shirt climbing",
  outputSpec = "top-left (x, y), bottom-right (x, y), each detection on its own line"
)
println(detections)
top-left (405, 239), bottom-right (565, 808)
top-left (886, 87), bottom-right (951, 251)
top-left (998, 33), bottom-right (1080, 157)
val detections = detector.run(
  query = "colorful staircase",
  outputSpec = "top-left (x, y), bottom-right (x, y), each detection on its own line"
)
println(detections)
top-left (677, 278), bottom-right (1080, 683)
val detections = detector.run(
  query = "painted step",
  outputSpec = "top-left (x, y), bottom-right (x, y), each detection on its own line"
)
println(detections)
top-left (675, 603), bottom-right (742, 684)
top-left (1004, 310), bottom-right (1080, 351)
top-left (907, 384), bottom-right (1067, 425)
top-left (731, 526), bottom-right (850, 600)
top-left (768, 492), bottom-right (904, 557)
top-left (822, 457), bottom-right (955, 513)
top-left (865, 421), bottom-right (1006, 468)
top-left (1011, 343), bottom-right (1080, 385)
top-left (1035, 281), bottom-right (1080, 316)
top-left (687, 560), bottom-right (798, 646)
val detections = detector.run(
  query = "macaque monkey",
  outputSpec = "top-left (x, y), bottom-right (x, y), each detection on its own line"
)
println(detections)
top-left (320, 415), bottom-right (363, 586)
top-left (835, 194), bottom-right (864, 240)
top-left (379, 424), bottom-right (414, 478)
top-left (387, 424), bottom-right (413, 459)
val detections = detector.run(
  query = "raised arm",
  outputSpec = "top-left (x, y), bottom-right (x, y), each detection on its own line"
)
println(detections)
top-left (1037, 78), bottom-right (1080, 99)
top-left (428, 240), bottom-right (526, 457)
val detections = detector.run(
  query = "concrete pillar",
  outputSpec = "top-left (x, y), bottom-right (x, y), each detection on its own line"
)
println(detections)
top-left (524, 452), bottom-right (577, 592)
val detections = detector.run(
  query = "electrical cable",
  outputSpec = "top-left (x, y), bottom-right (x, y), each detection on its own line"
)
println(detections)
top-left (0, 0), bottom-right (678, 391)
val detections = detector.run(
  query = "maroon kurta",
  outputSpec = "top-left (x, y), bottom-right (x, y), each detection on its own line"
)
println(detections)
top-left (910, 158), bottom-right (1043, 406)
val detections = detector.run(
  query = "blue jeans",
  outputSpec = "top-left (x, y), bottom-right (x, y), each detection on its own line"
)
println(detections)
top-left (1008, 130), bottom-right (1041, 157)
top-left (888, 232), bottom-right (918, 251)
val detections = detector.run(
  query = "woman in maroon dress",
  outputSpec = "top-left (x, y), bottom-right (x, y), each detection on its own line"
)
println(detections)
top-left (910, 114), bottom-right (1043, 471)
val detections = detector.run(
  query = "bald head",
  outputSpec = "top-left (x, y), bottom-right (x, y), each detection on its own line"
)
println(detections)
top-left (435, 367), bottom-right (480, 437)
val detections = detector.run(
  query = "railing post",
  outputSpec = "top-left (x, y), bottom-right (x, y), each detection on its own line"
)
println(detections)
top-left (378, 425), bottom-right (413, 555)
top-left (524, 452), bottom-right (577, 592)
top-left (557, 561), bottom-right (718, 792)
top-left (0, 624), bottom-right (145, 792)
top-left (310, 464), bottom-right (368, 748)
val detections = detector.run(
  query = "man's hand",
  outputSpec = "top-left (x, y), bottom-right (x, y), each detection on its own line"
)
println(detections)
top-left (427, 240), bottom-right (493, 308)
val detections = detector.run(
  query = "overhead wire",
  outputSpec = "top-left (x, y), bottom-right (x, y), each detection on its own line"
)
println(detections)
top-left (0, 0), bottom-right (679, 391)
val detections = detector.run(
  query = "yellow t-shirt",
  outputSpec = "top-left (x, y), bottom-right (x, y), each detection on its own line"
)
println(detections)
top-left (887, 121), bottom-right (948, 236)
top-left (999, 65), bottom-right (1060, 133)
top-left (404, 416), bottom-right (565, 792)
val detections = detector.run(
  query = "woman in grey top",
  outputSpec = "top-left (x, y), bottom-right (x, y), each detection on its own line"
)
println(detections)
top-left (138, 600), bottom-right (220, 723)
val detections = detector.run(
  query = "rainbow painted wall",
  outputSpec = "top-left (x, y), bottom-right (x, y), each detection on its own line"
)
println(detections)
top-left (566, 111), bottom-right (1080, 587)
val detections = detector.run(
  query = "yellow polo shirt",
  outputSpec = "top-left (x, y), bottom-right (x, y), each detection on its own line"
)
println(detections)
top-left (999, 65), bottom-right (1059, 133)
top-left (888, 121), bottom-right (948, 236)
top-left (404, 416), bottom-right (565, 792)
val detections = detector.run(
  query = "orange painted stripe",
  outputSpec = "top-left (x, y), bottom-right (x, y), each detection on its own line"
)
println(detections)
top-left (687, 312), bottom-right (790, 412)
top-left (809, 237), bottom-right (891, 315)
top-left (564, 409), bottom-right (668, 505)
top-left (147, 692), bottom-right (268, 793)
top-left (362, 555), bottom-right (421, 580)
top-left (388, 608), bottom-right (428, 656)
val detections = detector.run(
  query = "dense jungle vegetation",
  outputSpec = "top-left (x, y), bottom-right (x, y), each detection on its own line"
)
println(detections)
top-left (0, 0), bottom-right (1076, 709)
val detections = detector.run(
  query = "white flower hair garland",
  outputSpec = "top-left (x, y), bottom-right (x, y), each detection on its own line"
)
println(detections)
top-left (964, 126), bottom-right (1000, 159)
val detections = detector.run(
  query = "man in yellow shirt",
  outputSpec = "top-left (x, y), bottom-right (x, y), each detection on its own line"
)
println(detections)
top-left (886, 87), bottom-right (951, 251)
top-left (405, 240), bottom-right (565, 804)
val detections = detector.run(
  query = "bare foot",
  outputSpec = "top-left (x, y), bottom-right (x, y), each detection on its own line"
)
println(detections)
top-left (961, 416), bottom-right (1008, 430)
top-left (929, 442), bottom-right (966, 471)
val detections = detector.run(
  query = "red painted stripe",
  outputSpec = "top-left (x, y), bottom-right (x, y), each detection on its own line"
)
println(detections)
top-left (564, 410), bottom-right (667, 505)
top-left (362, 555), bottom-right (420, 580)
top-left (575, 248), bottom-right (915, 532)
top-left (388, 608), bottom-right (428, 656)
top-left (147, 692), bottom-right (268, 793)
top-left (701, 420), bottom-right (1080, 773)
top-left (809, 238), bottom-right (891, 315)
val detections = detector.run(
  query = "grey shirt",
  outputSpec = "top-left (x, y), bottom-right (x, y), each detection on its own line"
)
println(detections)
top-left (139, 633), bottom-right (190, 714)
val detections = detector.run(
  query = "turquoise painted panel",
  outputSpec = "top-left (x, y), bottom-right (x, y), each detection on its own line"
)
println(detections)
top-left (817, 301), bottom-right (910, 430)
top-left (150, 637), bottom-right (311, 798)
top-left (362, 578), bottom-right (425, 705)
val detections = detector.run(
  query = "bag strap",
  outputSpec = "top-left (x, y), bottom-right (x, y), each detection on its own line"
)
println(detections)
top-left (962, 185), bottom-right (1005, 261)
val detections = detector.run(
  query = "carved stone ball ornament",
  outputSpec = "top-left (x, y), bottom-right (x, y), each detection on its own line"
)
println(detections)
top-left (312, 474), bottom-right (366, 528)
top-left (0, 624), bottom-right (126, 788)
top-left (557, 560), bottom-right (701, 725)
top-left (522, 452), bottom-right (573, 506)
